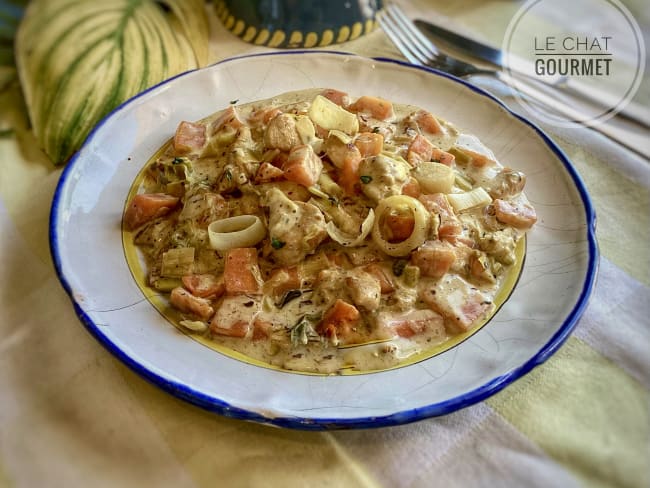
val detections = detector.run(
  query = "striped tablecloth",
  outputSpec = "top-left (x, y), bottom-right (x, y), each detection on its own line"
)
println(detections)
top-left (0, 1), bottom-right (648, 486)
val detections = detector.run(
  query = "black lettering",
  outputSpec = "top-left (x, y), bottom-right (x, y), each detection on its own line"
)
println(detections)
top-left (535, 58), bottom-right (546, 75)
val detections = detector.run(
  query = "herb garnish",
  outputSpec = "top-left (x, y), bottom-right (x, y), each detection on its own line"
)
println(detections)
top-left (271, 237), bottom-right (285, 249)
top-left (289, 313), bottom-right (322, 346)
top-left (359, 175), bottom-right (373, 184)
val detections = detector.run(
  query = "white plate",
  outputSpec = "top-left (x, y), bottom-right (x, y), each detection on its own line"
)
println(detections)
top-left (50, 51), bottom-right (598, 429)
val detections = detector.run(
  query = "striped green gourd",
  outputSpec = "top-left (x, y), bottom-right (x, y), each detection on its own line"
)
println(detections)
top-left (15, 0), bottom-right (209, 164)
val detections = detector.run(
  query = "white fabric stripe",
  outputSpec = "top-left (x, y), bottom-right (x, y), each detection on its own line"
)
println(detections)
top-left (331, 403), bottom-right (493, 487)
top-left (572, 257), bottom-right (650, 388)
top-left (332, 403), bottom-right (579, 488)
top-left (410, 408), bottom-right (580, 488)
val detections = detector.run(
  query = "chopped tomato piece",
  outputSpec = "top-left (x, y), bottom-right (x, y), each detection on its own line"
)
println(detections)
top-left (350, 95), bottom-right (394, 120)
top-left (170, 287), bottom-right (214, 320)
top-left (181, 274), bottom-right (225, 299)
top-left (407, 134), bottom-right (434, 166)
top-left (283, 144), bottom-right (323, 188)
top-left (411, 240), bottom-right (456, 279)
top-left (320, 88), bottom-right (350, 107)
top-left (173, 121), bottom-right (206, 155)
top-left (354, 132), bottom-right (384, 157)
top-left (223, 248), bottom-right (263, 294)
top-left (254, 162), bottom-right (284, 183)
top-left (318, 299), bottom-right (361, 343)
top-left (493, 199), bottom-right (537, 229)
top-left (124, 193), bottom-right (179, 230)
top-left (415, 110), bottom-right (443, 134)
top-left (401, 177), bottom-right (421, 198)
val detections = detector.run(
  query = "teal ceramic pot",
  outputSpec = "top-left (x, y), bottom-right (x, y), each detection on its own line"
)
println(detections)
top-left (215, 0), bottom-right (383, 48)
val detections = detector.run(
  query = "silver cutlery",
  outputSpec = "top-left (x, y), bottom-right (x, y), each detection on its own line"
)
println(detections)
top-left (413, 18), bottom-right (650, 128)
top-left (379, 3), bottom-right (649, 159)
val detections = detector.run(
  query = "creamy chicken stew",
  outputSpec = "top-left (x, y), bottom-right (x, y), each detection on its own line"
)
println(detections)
top-left (123, 88), bottom-right (537, 374)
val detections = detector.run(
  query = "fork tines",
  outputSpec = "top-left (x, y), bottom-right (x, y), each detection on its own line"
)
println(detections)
top-left (379, 3), bottom-right (440, 66)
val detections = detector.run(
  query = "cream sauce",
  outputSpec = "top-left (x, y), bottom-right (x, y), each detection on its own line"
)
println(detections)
top-left (126, 88), bottom-right (536, 374)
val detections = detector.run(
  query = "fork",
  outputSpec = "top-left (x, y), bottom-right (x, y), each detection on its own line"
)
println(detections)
top-left (378, 3), bottom-right (648, 159)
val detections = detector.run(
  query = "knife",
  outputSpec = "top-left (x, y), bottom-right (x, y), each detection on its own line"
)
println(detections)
top-left (414, 19), bottom-right (650, 129)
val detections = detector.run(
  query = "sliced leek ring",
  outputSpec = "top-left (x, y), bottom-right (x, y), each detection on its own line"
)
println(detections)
top-left (372, 195), bottom-right (430, 257)
top-left (326, 209), bottom-right (375, 247)
top-left (208, 215), bottom-right (266, 251)
top-left (447, 187), bottom-right (492, 213)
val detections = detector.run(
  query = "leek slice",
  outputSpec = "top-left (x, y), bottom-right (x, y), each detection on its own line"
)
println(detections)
top-left (208, 215), bottom-right (266, 251)
top-left (326, 209), bottom-right (375, 247)
top-left (447, 187), bottom-right (492, 212)
top-left (372, 195), bottom-right (430, 257)
top-left (412, 162), bottom-right (455, 194)
top-left (161, 247), bottom-right (195, 277)
top-left (308, 95), bottom-right (359, 135)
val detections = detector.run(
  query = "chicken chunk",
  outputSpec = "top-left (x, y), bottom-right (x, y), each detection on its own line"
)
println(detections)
top-left (420, 275), bottom-right (494, 333)
top-left (345, 268), bottom-right (381, 311)
top-left (264, 188), bottom-right (328, 266)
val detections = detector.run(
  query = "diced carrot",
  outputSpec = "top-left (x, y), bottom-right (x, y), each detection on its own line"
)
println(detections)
top-left (411, 240), bottom-right (456, 279)
top-left (401, 177), bottom-right (421, 198)
top-left (283, 144), bottom-right (323, 188)
top-left (326, 252), bottom-right (350, 268)
top-left (210, 105), bottom-right (244, 134)
top-left (350, 95), bottom-right (394, 120)
top-left (354, 132), bottom-right (384, 157)
top-left (254, 162), bottom-right (284, 183)
top-left (210, 319), bottom-right (249, 338)
top-left (340, 156), bottom-right (361, 195)
top-left (223, 248), bottom-right (262, 294)
top-left (124, 193), bottom-right (179, 230)
top-left (317, 299), bottom-right (361, 341)
top-left (460, 148), bottom-right (496, 168)
top-left (493, 199), bottom-right (537, 229)
top-left (320, 88), bottom-right (350, 107)
top-left (181, 274), bottom-right (225, 299)
top-left (407, 134), bottom-right (434, 166)
top-left (248, 106), bottom-right (282, 125)
top-left (252, 319), bottom-right (272, 341)
top-left (173, 121), bottom-right (206, 155)
top-left (431, 147), bottom-right (455, 166)
top-left (314, 124), bottom-right (329, 139)
top-left (362, 263), bottom-right (394, 293)
top-left (420, 275), bottom-right (493, 332)
top-left (376, 309), bottom-right (444, 339)
top-left (384, 213), bottom-right (415, 243)
top-left (419, 193), bottom-right (462, 239)
top-left (170, 287), bottom-right (214, 320)
top-left (265, 266), bottom-right (301, 297)
top-left (415, 110), bottom-right (443, 134)
top-left (326, 137), bottom-right (362, 169)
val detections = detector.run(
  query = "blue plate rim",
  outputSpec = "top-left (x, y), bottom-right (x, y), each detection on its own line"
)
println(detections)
top-left (49, 50), bottom-right (599, 430)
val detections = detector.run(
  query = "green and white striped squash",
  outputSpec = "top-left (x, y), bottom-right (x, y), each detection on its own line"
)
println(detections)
top-left (15, 0), bottom-right (210, 164)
